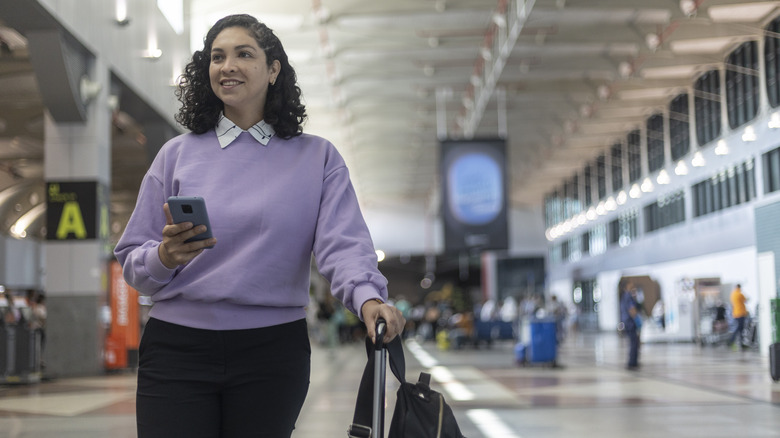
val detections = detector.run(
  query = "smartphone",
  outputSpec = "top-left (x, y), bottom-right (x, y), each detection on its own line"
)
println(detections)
top-left (167, 196), bottom-right (214, 247)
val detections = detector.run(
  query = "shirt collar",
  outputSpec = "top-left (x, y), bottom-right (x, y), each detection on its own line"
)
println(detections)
top-left (216, 113), bottom-right (275, 148)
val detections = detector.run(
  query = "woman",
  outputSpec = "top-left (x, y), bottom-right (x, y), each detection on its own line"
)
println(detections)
top-left (114, 14), bottom-right (405, 438)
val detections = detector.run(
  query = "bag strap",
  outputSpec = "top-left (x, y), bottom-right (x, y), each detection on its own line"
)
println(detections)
top-left (348, 336), bottom-right (406, 437)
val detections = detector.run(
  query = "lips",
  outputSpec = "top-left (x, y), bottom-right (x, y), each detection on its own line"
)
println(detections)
top-left (220, 79), bottom-right (243, 87)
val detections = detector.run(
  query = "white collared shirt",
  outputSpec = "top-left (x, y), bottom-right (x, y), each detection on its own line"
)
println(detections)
top-left (216, 113), bottom-right (275, 148)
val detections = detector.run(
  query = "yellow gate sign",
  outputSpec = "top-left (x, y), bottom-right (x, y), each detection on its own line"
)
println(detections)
top-left (46, 181), bottom-right (106, 240)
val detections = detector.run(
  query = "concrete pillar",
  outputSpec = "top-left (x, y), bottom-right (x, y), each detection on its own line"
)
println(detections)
top-left (43, 57), bottom-right (112, 377)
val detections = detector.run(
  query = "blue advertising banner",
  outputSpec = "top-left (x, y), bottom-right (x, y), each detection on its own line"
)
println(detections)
top-left (440, 138), bottom-right (508, 253)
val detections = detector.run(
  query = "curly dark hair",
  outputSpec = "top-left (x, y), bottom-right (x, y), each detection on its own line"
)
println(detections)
top-left (175, 14), bottom-right (307, 138)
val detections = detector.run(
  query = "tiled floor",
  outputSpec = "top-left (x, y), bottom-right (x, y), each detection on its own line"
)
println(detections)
top-left (1, 330), bottom-right (779, 437)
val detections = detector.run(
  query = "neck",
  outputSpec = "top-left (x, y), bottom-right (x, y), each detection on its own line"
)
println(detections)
top-left (224, 109), bottom-right (263, 131)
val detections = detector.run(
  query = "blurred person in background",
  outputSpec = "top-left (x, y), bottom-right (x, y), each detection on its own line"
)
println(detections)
top-left (727, 284), bottom-right (748, 351)
top-left (620, 283), bottom-right (641, 370)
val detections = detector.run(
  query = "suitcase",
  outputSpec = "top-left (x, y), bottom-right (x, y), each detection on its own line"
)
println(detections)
top-left (348, 318), bottom-right (390, 438)
top-left (349, 320), bottom-right (466, 438)
top-left (770, 343), bottom-right (780, 382)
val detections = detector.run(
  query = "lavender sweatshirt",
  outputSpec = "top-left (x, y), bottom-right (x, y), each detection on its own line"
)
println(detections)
top-left (114, 130), bottom-right (388, 330)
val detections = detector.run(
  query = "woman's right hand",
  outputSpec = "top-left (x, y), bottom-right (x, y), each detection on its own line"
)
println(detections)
top-left (158, 203), bottom-right (217, 269)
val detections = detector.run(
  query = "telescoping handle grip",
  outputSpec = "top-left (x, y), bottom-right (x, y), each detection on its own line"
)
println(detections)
top-left (374, 317), bottom-right (387, 351)
top-left (372, 317), bottom-right (388, 437)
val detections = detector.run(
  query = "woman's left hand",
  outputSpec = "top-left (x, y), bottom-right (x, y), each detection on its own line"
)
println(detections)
top-left (361, 300), bottom-right (406, 345)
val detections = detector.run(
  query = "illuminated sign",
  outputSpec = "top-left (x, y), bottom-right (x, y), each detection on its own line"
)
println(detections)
top-left (46, 181), bottom-right (108, 241)
top-left (440, 139), bottom-right (508, 253)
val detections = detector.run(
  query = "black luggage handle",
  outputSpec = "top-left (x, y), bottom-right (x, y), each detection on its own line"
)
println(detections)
top-left (349, 318), bottom-right (406, 438)
top-left (374, 317), bottom-right (387, 350)
top-left (372, 318), bottom-right (387, 436)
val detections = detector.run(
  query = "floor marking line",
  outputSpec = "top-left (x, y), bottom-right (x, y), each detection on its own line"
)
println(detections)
top-left (467, 409), bottom-right (522, 438)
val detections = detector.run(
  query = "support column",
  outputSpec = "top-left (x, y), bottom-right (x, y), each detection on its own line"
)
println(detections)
top-left (43, 57), bottom-right (112, 377)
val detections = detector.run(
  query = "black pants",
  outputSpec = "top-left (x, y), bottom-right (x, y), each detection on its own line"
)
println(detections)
top-left (626, 327), bottom-right (639, 368)
top-left (137, 318), bottom-right (311, 438)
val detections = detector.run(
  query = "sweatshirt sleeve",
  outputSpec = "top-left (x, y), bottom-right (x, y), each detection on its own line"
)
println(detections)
top-left (113, 168), bottom-right (177, 295)
top-left (312, 148), bottom-right (388, 318)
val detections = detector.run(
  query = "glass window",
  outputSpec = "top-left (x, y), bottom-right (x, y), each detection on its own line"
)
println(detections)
top-left (646, 113), bottom-right (665, 172)
top-left (694, 70), bottom-right (722, 146)
top-left (581, 232), bottom-right (590, 255)
top-left (726, 41), bottom-right (759, 129)
top-left (596, 154), bottom-right (607, 200)
top-left (565, 175), bottom-right (581, 219)
top-left (584, 164), bottom-right (593, 206)
top-left (763, 147), bottom-right (780, 194)
top-left (610, 143), bottom-right (623, 192)
top-left (669, 94), bottom-right (690, 161)
top-left (589, 224), bottom-right (607, 256)
top-left (766, 17), bottom-right (780, 107)
top-left (627, 130), bottom-right (642, 183)
top-left (692, 158), bottom-right (756, 217)
top-left (544, 190), bottom-right (564, 227)
top-left (644, 190), bottom-right (685, 233)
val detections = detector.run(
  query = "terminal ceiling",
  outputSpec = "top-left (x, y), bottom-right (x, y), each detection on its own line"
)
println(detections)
top-left (0, 0), bottom-right (777, 244)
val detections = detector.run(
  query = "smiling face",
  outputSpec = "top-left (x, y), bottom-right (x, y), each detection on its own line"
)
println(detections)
top-left (209, 26), bottom-right (280, 128)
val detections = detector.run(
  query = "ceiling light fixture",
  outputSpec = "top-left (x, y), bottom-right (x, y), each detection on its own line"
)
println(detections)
top-left (692, 151), bottom-right (706, 167)
top-left (80, 76), bottom-right (102, 104)
top-left (675, 160), bottom-right (689, 175)
top-left (616, 190), bottom-right (628, 205)
top-left (768, 112), bottom-right (780, 129)
top-left (657, 169), bottom-right (670, 185)
top-left (10, 203), bottom-right (45, 240)
top-left (618, 61), bottom-right (633, 79)
top-left (143, 48), bottom-right (162, 59)
top-left (641, 177), bottom-right (654, 193)
top-left (741, 125), bottom-right (756, 142)
top-left (680, 0), bottom-right (698, 16)
top-left (597, 85), bottom-right (611, 101)
top-left (646, 33), bottom-right (661, 51)
top-left (629, 184), bottom-right (642, 199)
top-left (714, 139), bottom-right (729, 155)
top-left (115, 0), bottom-right (130, 26)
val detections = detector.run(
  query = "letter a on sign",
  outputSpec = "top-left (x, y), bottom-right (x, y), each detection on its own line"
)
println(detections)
top-left (56, 201), bottom-right (87, 239)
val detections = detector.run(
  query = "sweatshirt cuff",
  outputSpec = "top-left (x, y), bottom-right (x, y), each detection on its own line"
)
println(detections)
top-left (353, 282), bottom-right (385, 321)
top-left (144, 244), bottom-right (176, 282)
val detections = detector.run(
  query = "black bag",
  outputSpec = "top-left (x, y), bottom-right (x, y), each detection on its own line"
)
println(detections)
top-left (349, 329), bottom-right (466, 438)
top-left (389, 371), bottom-right (466, 438)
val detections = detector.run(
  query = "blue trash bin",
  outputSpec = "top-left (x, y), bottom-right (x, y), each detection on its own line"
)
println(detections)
top-left (529, 318), bottom-right (557, 365)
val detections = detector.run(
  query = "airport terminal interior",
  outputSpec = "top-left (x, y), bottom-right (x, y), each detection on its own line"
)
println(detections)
top-left (2, 0), bottom-right (780, 436)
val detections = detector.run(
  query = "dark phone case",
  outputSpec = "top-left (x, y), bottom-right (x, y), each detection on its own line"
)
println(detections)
top-left (167, 196), bottom-right (214, 246)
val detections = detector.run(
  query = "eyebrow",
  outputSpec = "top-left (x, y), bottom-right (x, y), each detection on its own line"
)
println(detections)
top-left (211, 44), bottom-right (257, 53)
